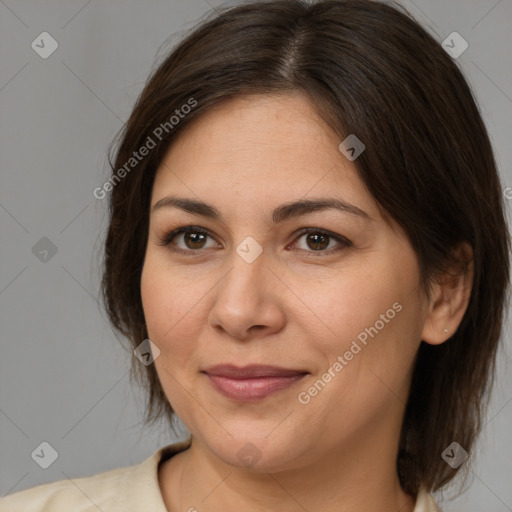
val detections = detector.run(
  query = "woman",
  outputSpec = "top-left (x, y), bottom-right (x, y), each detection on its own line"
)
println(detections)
top-left (2, 0), bottom-right (510, 510)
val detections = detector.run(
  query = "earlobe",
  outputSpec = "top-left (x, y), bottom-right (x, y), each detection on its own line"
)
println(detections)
top-left (421, 241), bottom-right (474, 346)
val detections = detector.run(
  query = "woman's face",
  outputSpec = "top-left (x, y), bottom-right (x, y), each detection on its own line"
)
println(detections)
top-left (141, 92), bottom-right (431, 472)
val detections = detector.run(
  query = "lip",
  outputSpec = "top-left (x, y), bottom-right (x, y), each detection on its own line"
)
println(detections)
top-left (203, 364), bottom-right (309, 379)
top-left (202, 364), bottom-right (309, 402)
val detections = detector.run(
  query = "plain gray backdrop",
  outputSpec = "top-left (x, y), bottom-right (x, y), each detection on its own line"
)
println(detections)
top-left (1, 0), bottom-right (511, 510)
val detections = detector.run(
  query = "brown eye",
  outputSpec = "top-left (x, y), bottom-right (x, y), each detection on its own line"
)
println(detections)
top-left (158, 226), bottom-right (351, 257)
top-left (158, 226), bottom-right (217, 253)
top-left (305, 232), bottom-right (330, 251)
top-left (291, 228), bottom-right (351, 255)
top-left (182, 231), bottom-right (208, 249)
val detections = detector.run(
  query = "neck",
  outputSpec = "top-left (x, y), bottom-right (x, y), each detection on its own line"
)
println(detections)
top-left (160, 424), bottom-right (416, 512)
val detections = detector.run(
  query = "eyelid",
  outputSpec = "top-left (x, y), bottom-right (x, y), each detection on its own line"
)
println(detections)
top-left (157, 225), bottom-right (352, 256)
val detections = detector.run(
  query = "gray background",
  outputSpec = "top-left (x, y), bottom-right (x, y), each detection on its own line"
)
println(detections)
top-left (1, 0), bottom-right (511, 510)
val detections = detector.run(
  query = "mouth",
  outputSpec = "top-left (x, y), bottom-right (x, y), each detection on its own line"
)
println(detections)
top-left (202, 364), bottom-right (309, 402)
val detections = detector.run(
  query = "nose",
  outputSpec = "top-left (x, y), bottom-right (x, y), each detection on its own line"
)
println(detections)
top-left (207, 248), bottom-right (286, 341)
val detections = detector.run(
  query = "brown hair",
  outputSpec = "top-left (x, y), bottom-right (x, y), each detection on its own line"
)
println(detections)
top-left (100, 0), bottom-right (511, 497)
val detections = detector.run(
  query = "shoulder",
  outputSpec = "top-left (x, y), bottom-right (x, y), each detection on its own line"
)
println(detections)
top-left (2, 460), bottom-right (147, 512)
top-left (0, 464), bottom-right (127, 512)
top-left (0, 439), bottom-right (192, 512)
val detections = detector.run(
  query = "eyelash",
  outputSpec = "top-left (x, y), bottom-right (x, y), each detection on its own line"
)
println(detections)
top-left (157, 225), bottom-right (352, 257)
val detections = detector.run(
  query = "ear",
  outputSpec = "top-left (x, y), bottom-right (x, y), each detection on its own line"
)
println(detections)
top-left (421, 241), bottom-right (474, 345)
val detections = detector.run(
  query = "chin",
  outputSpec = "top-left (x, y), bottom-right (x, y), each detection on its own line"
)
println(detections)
top-left (200, 430), bottom-right (308, 473)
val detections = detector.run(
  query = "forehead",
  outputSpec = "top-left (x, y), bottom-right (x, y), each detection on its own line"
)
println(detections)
top-left (151, 93), bottom-right (380, 223)
top-left (163, 92), bottom-right (339, 161)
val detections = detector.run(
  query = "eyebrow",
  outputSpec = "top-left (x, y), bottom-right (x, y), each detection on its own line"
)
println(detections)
top-left (152, 196), bottom-right (374, 223)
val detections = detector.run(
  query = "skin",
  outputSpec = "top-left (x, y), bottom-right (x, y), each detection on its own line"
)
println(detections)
top-left (140, 92), bottom-right (473, 512)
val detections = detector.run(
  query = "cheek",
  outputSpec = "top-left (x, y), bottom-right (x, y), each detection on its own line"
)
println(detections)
top-left (290, 264), bottom-right (400, 354)
top-left (140, 263), bottom-right (171, 340)
top-left (140, 260), bottom-right (198, 418)
top-left (140, 258), bottom-right (182, 349)
top-left (302, 258), bottom-right (421, 386)
top-left (140, 255), bottom-right (208, 367)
